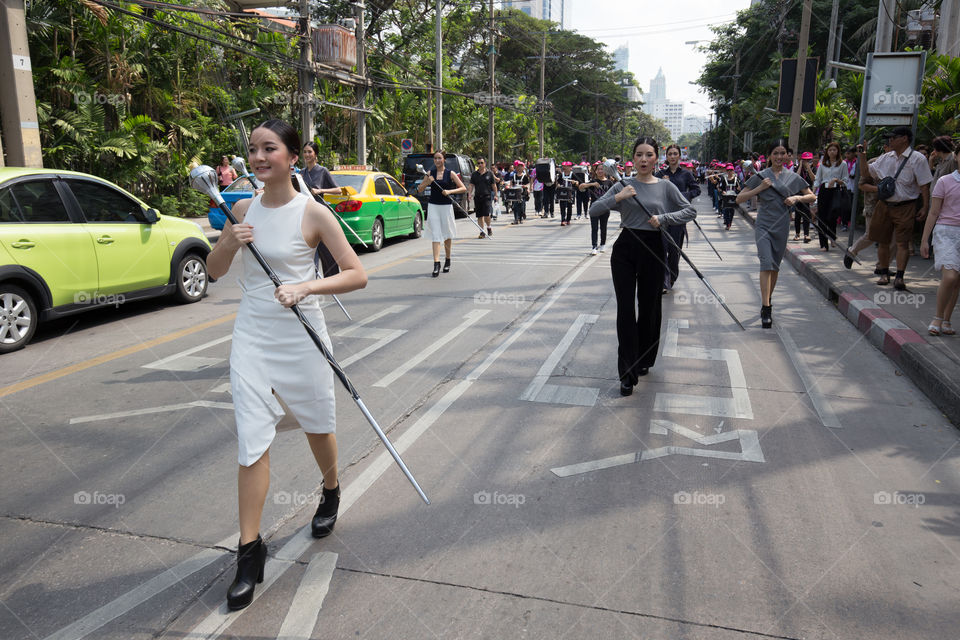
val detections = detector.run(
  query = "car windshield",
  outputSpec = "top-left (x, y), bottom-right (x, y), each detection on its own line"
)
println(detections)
top-left (224, 176), bottom-right (256, 192)
top-left (332, 174), bottom-right (367, 192)
top-left (402, 156), bottom-right (460, 177)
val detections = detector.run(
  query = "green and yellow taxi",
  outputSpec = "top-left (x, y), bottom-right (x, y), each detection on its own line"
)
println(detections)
top-left (324, 168), bottom-right (424, 252)
top-left (0, 167), bottom-right (212, 353)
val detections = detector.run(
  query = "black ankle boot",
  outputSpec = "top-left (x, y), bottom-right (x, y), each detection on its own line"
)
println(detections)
top-left (442, 257), bottom-right (451, 273)
top-left (311, 484), bottom-right (340, 538)
top-left (227, 535), bottom-right (266, 611)
top-left (760, 305), bottom-right (773, 329)
top-left (432, 261), bottom-right (441, 277)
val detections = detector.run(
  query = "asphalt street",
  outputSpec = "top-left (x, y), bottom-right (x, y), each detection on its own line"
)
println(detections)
top-left (1, 197), bottom-right (959, 640)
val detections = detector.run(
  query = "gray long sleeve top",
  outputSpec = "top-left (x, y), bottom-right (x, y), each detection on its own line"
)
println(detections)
top-left (588, 177), bottom-right (696, 230)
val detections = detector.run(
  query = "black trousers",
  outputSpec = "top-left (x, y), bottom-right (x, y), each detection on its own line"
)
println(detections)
top-left (591, 212), bottom-right (609, 248)
top-left (559, 200), bottom-right (573, 223)
top-left (816, 188), bottom-right (839, 250)
top-left (663, 223), bottom-right (685, 287)
top-left (542, 185), bottom-right (556, 215)
top-left (575, 191), bottom-right (589, 217)
top-left (794, 205), bottom-right (811, 236)
top-left (611, 229), bottom-right (665, 384)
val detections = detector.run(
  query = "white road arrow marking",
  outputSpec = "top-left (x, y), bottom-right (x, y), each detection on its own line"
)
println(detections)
top-left (520, 313), bottom-right (599, 406)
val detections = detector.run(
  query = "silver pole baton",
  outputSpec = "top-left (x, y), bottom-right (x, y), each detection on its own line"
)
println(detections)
top-left (190, 165), bottom-right (429, 504)
top-left (416, 165), bottom-right (489, 238)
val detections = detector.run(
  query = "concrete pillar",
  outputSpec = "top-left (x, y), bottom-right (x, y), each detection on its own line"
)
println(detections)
top-left (0, 0), bottom-right (43, 167)
top-left (938, 0), bottom-right (960, 57)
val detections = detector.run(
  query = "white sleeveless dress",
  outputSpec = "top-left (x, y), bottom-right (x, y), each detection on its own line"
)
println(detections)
top-left (230, 193), bottom-right (336, 466)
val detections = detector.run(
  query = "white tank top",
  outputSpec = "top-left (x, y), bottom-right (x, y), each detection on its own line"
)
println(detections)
top-left (239, 193), bottom-right (317, 301)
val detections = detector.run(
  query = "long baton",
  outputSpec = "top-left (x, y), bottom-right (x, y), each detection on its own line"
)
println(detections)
top-left (689, 218), bottom-right (723, 260)
top-left (603, 163), bottom-right (745, 330)
top-left (190, 165), bottom-right (429, 504)
top-left (760, 170), bottom-right (862, 266)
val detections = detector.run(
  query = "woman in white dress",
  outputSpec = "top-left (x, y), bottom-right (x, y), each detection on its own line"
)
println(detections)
top-left (417, 150), bottom-right (466, 277)
top-left (206, 119), bottom-right (367, 610)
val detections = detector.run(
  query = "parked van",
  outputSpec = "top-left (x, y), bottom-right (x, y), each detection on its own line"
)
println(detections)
top-left (401, 153), bottom-right (474, 217)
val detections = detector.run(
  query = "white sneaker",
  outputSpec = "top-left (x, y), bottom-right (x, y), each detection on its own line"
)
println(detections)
top-left (590, 247), bottom-right (599, 256)
top-left (599, 245), bottom-right (606, 252)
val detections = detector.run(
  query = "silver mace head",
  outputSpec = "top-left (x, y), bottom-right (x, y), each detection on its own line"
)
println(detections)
top-left (602, 159), bottom-right (621, 181)
top-left (231, 155), bottom-right (249, 177)
top-left (188, 164), bottom-right (223, 203)
top-left (415, 163), bottom-right (426, 175)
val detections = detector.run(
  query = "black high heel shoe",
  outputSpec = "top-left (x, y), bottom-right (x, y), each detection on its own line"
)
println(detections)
top-left (227, 535), bottom-right (267, 610)
top-left (432, 261), bottom-right (441, 278)
top-left (442, 257), bottom-right (451, 273)
top-left (311, 484), bottom-right (340, 538)
top-left (760, 305), bottom-right (773, 329)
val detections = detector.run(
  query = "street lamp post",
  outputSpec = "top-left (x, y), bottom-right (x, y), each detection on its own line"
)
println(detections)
top-left (538, 79), bottom-right (577, 157)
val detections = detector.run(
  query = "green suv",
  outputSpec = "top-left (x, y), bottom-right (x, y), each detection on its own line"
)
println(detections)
top-left (0, 168), bottom-right (212, 353)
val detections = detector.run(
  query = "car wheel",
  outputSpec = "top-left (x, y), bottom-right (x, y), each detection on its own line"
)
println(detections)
top-left (174, 254), bottom-right (208, 303)
top-left (369, 218), bottom-right (384, 252)
top-left (409, 212), bottom-right (423, 238)
top-left (0, 285), bottom-right (38, 353)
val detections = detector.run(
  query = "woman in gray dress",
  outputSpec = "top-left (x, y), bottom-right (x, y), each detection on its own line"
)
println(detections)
top-left (737, 139), bottom-right (816, 328)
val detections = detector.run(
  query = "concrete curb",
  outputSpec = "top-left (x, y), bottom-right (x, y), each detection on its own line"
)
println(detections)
top-left (738, 206), bottom-right (960, 426)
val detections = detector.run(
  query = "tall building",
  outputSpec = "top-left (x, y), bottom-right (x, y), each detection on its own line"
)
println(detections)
top-left (613, 45), bottom-right (629, 72)
top-left (652, 102), bottom-right (684, 140)
top-left (502, 0), bottom-right (570, 26)
top-left (648, 67), bottom-right (666, 104)
top-left (682, 115), bottom-right (711, 135)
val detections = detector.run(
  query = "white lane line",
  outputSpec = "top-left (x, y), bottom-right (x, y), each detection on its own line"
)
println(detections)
top-left (520, 313), bottom-right (599, 406)
top-left (550, 419), bottom-right (764, 477)
top-left (275, 552), bottom-right (338, 640)
top-left (184, 254), bottom-right (601, 639)
top-left (42, 536), bottom-right (235, 640)
top-left (340, 329), bottom-right (406, 368)
top-left (332, 304), bottom-right (408, 338)
top-left (69, 400), bottom-right (234, 424)
top-left (373, 309), bottom-right (490, 387)
top-left (776, 325), bottom-right (842, 429)
top-left (654, 318), bottom-right (754, 419)
top-left (333, 305), bottom-right (408, 368)
top-left (142, 335), bottom-right (232, 371)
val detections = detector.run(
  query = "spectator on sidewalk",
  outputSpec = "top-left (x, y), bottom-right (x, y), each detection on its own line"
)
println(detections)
top-left (921, 166), bottom-right (960, 335)
top-left (855, 126), bottom-right (933, 290)
top-left (813, 143), bottom-right (847, 249)
top-left (930, 136), bottom-right (958, 187)
top-left (845, 139), bottom-right (896, 271)
top-left (217, 156), bottom-right (237, 189)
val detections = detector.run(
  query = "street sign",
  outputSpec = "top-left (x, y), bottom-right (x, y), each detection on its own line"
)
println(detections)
top-left (864, 51), bottom-right (925, 117)
top-left (400, 138), bottom-right (413, 156)
top-left (777, 58), bottom-right (819, 114)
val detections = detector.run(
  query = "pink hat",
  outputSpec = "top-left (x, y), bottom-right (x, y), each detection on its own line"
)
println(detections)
top-left (800, 151), bottom-right (814, 160)
top-left (561, 161), bottom-right (573, 166)
top-left (625, 161), bottom-right (634, 166)
top-left (725, 163), bottom-right (735, 170)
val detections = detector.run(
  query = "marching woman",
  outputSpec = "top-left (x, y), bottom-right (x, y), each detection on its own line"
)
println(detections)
top-left (205, 119), bottom-right (368, 610)
top-left (655, 144), bottom-right (701, 289)
top-left (736, 139), bottom-right (816, 328)
top-left (581, 163), bottom-right (614, 255)
top-left (417, 150), bottom-right (467, 277)
top-left (590, 136), bottom-right (696, 396)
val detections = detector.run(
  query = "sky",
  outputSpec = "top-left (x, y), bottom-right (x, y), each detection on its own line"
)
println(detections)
top-left (568, 0), bottom-right (754, 120)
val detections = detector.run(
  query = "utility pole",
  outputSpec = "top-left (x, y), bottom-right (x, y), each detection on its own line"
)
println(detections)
top-left (727, 49), bottom-right (740, 161)
top-left (355, 0), bottom-right (367, 165)
top-left (538, 31), bottom-right (546, 158)
top-left (435, 0), bottom-right (443, 151)
top-left (0, 0), bottom-right (42, 167)
top-left (875, 0), bottom-right (896, 52)
top-left (788, 0), bottom-right (812, 154)
top-left (428, 91), bottom-right (434, 153)
top-left (297, 0), bottom-right (314, 146)
top-left (939, 0), bottom-right (960, 56)
top-left (488, 0), bottom-right (495, 165)
top-left (826, 0), bottom-right (839, 81)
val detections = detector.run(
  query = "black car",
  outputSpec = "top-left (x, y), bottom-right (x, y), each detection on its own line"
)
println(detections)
top-left (401, 153), bottom-right (474, 217)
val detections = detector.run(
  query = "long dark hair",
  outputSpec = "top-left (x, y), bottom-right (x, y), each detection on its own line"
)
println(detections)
top-left (767, 138), bottom-right (792, 155)
top-left (823, 142), bottom-right (843, 167)
top-left (664, 144), bottom-right (681, 158)
top-left (252, 119), bottom-right (300, 155)
top-left (632, 136), bottom-right (660, 158)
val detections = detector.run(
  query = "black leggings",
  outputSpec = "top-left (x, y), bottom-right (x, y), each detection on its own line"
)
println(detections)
top-left (576, 191), bottom-right (589, 217)
top-left (794, 205), bottom-right (811, 237)
top-left (816, 188), bottom-right (839, 249)
top-left (591, 212), bottom-right (609, 248)
top-left (611, 229), bottom-right (665, 383)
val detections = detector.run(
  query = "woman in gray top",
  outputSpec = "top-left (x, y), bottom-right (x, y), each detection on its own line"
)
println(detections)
top-left (590, 136), bottom-right (696, 396)
top-left (737, 139), bottom-right (816, 328)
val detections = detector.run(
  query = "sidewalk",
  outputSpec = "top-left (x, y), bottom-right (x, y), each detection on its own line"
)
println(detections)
top-left (738, 205), bottom-right (960, 426)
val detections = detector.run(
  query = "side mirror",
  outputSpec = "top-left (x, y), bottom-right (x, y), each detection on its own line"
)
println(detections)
top-left (140, 206), bottom-right (159, 224)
